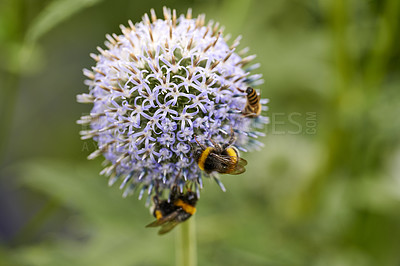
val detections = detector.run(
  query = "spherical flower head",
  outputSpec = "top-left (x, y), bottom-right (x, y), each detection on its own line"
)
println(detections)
top-left (77, 7), bottom-right (269, 202)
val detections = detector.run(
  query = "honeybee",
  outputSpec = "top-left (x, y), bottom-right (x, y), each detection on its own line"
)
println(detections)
top-left (146, 187), bottom-right (198, 235)
top-left (241, 87), bottom-right (261, 118)
top-left (193, 129), bottom-right (248, 175)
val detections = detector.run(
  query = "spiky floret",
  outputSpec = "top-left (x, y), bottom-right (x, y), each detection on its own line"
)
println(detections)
top-left (77, 7), bottom-right (269, 202)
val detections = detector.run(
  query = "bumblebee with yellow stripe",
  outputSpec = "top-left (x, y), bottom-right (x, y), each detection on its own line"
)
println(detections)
top-left (193, 128), bottom-right (247, 175)
top-left (146, 186), bottom-right (198, 235)
top-left (241, 87), bottom-right (262, 118)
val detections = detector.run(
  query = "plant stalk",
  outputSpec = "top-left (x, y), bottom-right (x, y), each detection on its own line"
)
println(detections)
top-left (176, 217), bottom-right (197, 266)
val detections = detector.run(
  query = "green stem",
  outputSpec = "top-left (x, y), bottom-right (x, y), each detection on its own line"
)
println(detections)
top-left (176, 217), bottom-right (197, 266)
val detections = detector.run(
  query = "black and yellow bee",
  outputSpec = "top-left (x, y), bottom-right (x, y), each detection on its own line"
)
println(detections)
top-left (241, 87), bottom-right (261, 118)
top-left (193, 129), bottom-right (247, 175)
top-left (146, 187), bottom-right (198, 235)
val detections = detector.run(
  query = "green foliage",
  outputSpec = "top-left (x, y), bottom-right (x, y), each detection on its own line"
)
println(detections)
top-left (1, 0), bottom-right (400, 265)
top-left (25, 0), bottom-right (104, 43)
top-left (7, 159), bottom-right (174, 266)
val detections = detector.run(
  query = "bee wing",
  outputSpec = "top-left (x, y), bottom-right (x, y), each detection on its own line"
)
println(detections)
top-left (209, 153), bottom-right (233, 164)
top-left (230, 157), bottom-right (248, 174)
top-left (210, 154), bottom-right (247, 175)
top-left (211, 154), bottom-right (247, 165)
top-left (228, 163), bottom-right (246, 175)
top-left (158, 220), bottom-right (181, 235)
top-left (145, 211), bottom-right (179, 228)
top-left (238, 157), bottom-right (248, 166)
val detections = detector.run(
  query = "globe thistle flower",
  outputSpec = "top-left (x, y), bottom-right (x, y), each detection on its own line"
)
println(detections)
top-left (77, 7), bottom-right (269, 203)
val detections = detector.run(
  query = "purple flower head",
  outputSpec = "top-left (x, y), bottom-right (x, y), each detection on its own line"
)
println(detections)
top-left (77, 7), bottom-right (268, 203)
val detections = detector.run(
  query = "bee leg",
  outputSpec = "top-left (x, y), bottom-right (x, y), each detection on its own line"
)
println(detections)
top-left (229, 126), bottom-right (236, 144)
top-left (241, 112), bottom-right (256, 118)
top-left (171, 169), bottom-right (182, 187)
top-left (155, 181), bottom-right (160, 193)
top-left (169, 173), bottom-right (183, 201)
top-left (188, 141), bottom-right (195, 151)
top-left (227, 108), bottom-right (242, 114)
top-left (170, 182), bottom-right (178, 194)
top-left (174, 169), bottom-right (181, 183)
top-left (153, 194), bottom-right (160, 207)
top-left (222, 126), bottom-right (236, 148)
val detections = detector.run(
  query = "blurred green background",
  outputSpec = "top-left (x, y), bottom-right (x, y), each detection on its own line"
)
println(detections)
top-left (1, 0), bottom-right (400, 265)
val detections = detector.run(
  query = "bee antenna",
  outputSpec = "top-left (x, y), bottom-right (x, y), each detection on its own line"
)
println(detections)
top-left (236, 87), bottom-right (245, 93)
top-left (194, 135), bottom-right (206, 149)
top-left (209, 138), bottom-right (218, 148)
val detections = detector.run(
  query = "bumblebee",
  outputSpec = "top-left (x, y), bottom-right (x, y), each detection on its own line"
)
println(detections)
top-left (241, 87), bottom-right (261, 118)
top-left (146, 187), bottom-right (198, 235)
top-left (193, 129), bottom-right (247, 175)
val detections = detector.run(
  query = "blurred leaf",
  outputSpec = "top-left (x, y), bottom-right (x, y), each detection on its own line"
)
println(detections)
top-left (16, 159), bottom-right (143, 229)
top-left (25, 0), bottom-right (104, 43)
top-left (0, 42), bottom-right (45, 75)
top-left (10, 158), bottom-right (176, 266)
